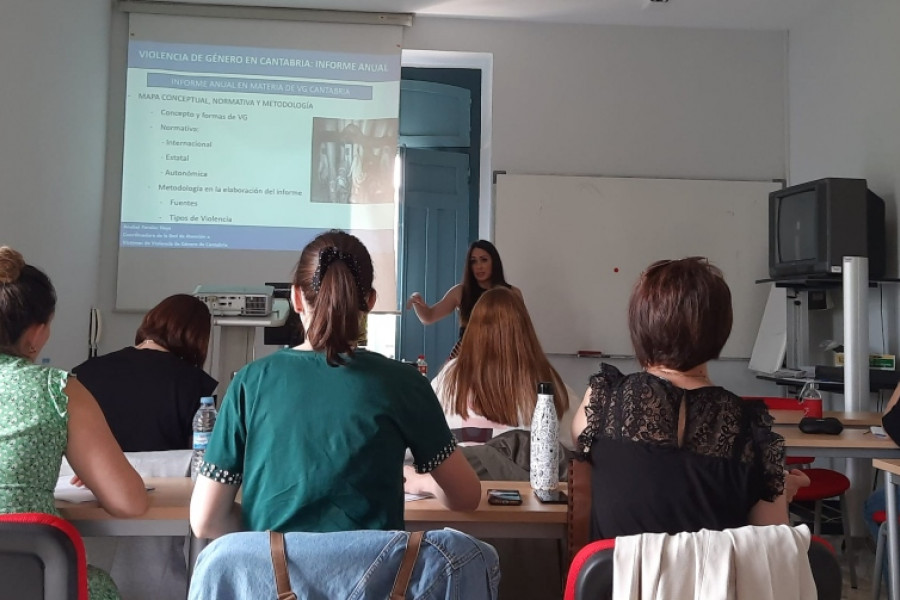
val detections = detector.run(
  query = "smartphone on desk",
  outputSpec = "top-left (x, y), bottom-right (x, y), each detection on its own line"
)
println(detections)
top-left (487, 489), bottom-right (522, 506)
top-left (533, 489), bottom-right (568, 504)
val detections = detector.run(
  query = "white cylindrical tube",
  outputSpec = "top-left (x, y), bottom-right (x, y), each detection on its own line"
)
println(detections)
top-left (842, 256), bottom-right (869, 411)
top-left (843, 256), bottom-right (871, 540)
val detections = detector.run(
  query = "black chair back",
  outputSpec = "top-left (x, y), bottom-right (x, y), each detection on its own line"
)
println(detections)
top-left (0, 519), bottom-right (82, 599)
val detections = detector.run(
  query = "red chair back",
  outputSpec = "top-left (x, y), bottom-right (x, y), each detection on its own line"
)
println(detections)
top-left (0, 512), bottom-right (88, 600)
top-left (564, 539), bottom-right (614, 600)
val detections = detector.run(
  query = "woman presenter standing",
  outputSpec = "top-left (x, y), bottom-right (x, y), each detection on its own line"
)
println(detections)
top-left (406, 240), bottom-right (523, 358)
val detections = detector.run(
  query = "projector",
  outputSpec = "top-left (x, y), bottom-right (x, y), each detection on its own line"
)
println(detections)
top-left (193, 285), bottom-right (274, 317)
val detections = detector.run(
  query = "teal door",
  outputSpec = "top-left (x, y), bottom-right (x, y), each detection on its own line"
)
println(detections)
top-left (398, 147), bottom-right (469, 364)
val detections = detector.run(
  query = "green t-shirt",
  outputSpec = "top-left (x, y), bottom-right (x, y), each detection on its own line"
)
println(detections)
top-left (200, 348), bottom-right (456, 533)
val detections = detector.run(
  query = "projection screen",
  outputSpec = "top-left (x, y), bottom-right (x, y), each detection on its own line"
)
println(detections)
top-left (116, 12), bottom-right (402, 311)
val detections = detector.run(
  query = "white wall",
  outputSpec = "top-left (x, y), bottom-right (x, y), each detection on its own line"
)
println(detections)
top-left (406, 18), bottom-right (788, 395)
top-left (405, 18), bottom-right (786, 181)
top-left (788, 0), bottom-right (900, 407)
top-left (0, 0), bottom-right (111, 369)
top-left (1, 4), bottom-right (787, 397)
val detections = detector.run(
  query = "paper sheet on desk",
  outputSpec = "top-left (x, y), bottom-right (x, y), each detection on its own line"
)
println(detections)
top-left (60, 450), bottom-right (192, 478)
top-left (54, 476), bottom-right (98, 503)
top-left (54, 476), bottom-right (156, 503)
top-left (405, 493), bottom-right (432, 502)
top-left (872, 426), bottom-right (888, 438)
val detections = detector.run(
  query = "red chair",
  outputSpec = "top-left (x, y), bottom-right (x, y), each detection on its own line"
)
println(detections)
top-left (565, 534), bottom-right (842, 600)
top-left (744, 396), bottom-right (858, 589)
top-left (0, 512), bottom-right (88, 600)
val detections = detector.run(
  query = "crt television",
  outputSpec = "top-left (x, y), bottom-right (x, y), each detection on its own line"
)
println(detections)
top-left (768, 177), bottom-right (886, 279)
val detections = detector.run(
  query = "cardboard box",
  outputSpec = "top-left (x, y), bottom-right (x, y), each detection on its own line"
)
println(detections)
top-left (833, 353), bottom-right (896, 371)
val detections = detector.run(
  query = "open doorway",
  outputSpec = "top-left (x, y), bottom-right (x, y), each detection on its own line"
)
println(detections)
top-left (366, 51), bottom-right (493, 364)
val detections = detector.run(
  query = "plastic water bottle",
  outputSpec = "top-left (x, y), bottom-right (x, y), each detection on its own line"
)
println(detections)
top-left (530, 382), bottom-right (559, 491)
top-left (191, 396), bottom-right (218, 481)
top-left (416, 355), bottom-right (428, 377)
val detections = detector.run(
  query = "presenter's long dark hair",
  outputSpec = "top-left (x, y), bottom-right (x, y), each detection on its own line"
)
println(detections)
top-left (459, 240), bottom-right (510, 323)
top-left (294, 230), bottom-right (374, 366)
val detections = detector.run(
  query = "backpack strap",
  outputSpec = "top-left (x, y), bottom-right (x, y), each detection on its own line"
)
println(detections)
top-left (268, 531), bottom-right (298, 600)
top-left (389, 531), bottom-right (424, 600)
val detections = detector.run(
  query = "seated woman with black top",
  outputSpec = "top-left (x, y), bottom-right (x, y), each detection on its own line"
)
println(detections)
top-left (572, 257), bottom-right (808, 540)
top-left (73, 294), bottom-right (217, 452)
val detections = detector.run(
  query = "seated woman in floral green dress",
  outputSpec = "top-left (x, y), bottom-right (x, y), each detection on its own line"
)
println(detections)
top-left (0, 246), bottom-right (148, 600)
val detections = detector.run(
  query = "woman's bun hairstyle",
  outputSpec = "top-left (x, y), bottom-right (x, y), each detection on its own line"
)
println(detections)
top-left (0, 246), bottom-right (56, 354)
top-left (0, 246), bottom-right (25, 284)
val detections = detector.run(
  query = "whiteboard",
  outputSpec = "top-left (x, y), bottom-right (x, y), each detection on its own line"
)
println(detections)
top-left (494, 175), bottom-right (782, 357)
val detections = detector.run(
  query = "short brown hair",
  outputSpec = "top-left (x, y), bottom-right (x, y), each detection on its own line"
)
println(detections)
top-left (293, 230), bottom-right (374, 367)
top-left (135, 294), bottom-right (211, 368)
top-left (628, 257), bottom-right (732, 371)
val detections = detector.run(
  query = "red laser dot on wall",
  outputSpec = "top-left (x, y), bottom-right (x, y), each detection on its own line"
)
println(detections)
top-left (613, 268), bottom-right (619, 273)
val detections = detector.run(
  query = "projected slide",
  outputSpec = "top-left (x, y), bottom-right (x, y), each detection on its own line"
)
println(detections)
top-left (115, 13), bottom-right (402, 312)
top-left (120, 42), bottom-right (398, 251)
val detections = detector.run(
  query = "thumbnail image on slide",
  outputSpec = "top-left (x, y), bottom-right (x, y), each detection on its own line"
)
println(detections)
top-left (311, 117), bottom-right (398, 204)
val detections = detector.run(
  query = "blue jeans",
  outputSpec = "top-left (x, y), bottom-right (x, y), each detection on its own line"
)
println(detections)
top-left (864, 487), bottom-right (900, 541)
top-left (189, 528), bottom-right (501, 600)
top-left (864, 487), bottom-right (900, 588)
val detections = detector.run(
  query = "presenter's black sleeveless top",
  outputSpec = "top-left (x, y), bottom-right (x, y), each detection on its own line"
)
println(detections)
top-left (577, 364), bottom-right (785, 540)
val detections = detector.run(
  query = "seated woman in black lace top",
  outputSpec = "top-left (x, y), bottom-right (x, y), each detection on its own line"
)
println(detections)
top-left (572, 257), bottom-right (807, 540)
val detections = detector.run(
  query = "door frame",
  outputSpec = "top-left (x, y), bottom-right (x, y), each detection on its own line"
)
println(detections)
top-left (401, 50), bottom-right (494, 240)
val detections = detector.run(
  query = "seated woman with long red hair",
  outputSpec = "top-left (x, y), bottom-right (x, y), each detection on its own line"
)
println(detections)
top-left (431, 287), bottom-right (576, 470)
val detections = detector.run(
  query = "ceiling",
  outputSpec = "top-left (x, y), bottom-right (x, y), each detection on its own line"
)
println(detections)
top-left (195, 0), bottom-right (827, 30)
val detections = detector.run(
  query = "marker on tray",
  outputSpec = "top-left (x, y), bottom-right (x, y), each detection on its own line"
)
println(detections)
top-left (576, 350), bottom-right (607, 359)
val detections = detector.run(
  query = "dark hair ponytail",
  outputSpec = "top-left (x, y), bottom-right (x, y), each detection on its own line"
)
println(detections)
top-left (294, 231), bottom-right (373, 366)
top-left (0, 246), bottom-right (56, 355)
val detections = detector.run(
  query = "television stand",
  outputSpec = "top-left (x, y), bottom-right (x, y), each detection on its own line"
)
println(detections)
top-left (755, 275), bottom-right (900, 290)
top-left (756, 367), bottom-right (899, 394)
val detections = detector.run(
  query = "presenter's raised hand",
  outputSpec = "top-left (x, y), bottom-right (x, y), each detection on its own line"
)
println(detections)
top-left (406, 292), bottom-right (425, 310)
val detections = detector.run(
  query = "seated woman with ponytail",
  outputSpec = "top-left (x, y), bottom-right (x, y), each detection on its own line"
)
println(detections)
top-left (190, 230), bottom-right (481, 538)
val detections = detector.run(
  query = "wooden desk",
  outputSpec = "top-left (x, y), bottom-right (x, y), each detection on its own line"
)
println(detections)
top-left (770, 410), bottom-right (883, 428)
top-left (57, 477), bottom-right (193, 537)
top-left (779, 426), bottom-right (900, 459)
top-left (58, 479), bottom-right (566, 541)
top-left (406, 481), bottom-right (566, 540)
top-left (873, 458), bottom-right (900, 600)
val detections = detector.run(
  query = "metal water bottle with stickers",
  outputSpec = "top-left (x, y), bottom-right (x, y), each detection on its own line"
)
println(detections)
top-left (530, 382), bottom-right (559, 491)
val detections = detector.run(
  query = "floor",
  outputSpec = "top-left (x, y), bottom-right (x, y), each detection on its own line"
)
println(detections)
top-left (840, 536), bottom-right (880, 600)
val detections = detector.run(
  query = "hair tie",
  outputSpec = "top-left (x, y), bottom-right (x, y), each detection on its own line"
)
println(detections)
top-left (311, 247), bottom-right (369, 311)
